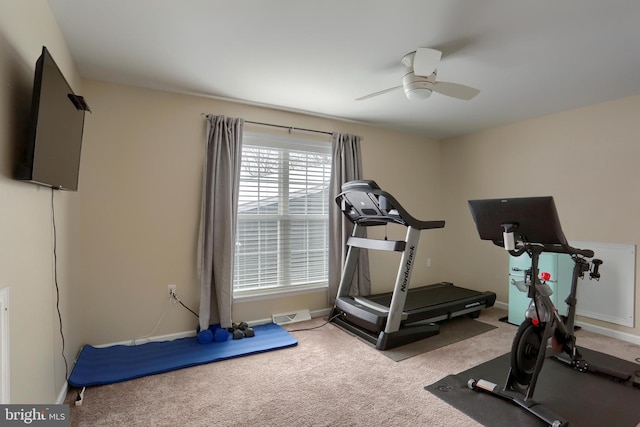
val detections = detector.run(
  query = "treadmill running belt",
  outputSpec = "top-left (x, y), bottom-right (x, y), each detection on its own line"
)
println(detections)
top-left (367, 282), bottom-right (481, 311)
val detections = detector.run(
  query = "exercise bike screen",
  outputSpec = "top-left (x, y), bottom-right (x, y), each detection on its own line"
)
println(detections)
top-left (468, 196), bottom-right (568, 246)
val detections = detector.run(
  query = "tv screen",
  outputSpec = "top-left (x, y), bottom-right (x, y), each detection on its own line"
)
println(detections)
top-left (15, 46), bottom-right (89, 191)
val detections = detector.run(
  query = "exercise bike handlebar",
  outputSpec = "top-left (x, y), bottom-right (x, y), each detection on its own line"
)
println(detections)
top-left (506, 241), bottom-right (594, 258)
top-left (543, 243), bottom-right (594, 258)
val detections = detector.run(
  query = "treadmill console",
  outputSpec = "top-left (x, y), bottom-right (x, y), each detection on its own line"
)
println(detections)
top-left (337, 180), bottom-right (445, 230)
top-left (338, 180), bottom-right (403, 226)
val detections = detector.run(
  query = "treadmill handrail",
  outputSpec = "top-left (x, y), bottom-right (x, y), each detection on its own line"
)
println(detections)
top-left (337, 180), bottom-right (445, 230)
top-left (347, 236), bottom-right (406, 252)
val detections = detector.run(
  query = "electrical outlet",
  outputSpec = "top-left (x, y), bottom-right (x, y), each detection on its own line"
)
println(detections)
top-left (426, 258), bottom-right (432, 268)
top-left (168, 284), bottom-right (177, 298)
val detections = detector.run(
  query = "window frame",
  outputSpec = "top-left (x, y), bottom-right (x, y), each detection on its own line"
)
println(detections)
top-left (233, 131), bottom-right (332, 300)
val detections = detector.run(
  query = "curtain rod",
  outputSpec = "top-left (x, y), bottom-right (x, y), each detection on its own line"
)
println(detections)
top-left (202, 114), bottom-right (332, 136)
top-left (245, 120), bottom-right (333, 136)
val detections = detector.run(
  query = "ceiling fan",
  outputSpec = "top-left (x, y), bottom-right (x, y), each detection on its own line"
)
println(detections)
top-left (356, 47), bottom-right (480, 101)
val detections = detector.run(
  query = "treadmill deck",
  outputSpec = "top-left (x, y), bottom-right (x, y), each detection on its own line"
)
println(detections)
top-left (365, 282), bottom-right (484, 312)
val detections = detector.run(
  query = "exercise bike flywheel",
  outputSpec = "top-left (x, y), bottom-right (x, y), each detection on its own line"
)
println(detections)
top-left (511, 318), bottom-right (544, 386)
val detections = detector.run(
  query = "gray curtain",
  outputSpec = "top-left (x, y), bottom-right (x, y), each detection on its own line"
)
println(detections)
top-left (197, 115), bottom-right (244, 330)
top-left (328, 133), bottom-right (371, 304)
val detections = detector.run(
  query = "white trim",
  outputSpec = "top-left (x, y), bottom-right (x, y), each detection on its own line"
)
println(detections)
top-left (234, 283), bottom-right (327, 303)
top-left (576, 320), bottom-right (640, 346)
top-left (493, 300), bottom-right (508, 311)
top-left (500, 297), bottom-right (640, 345)
top-left (92, 330), bottom-right (196, 349)
top-left (248, 307), bottom-right (332, 327)
top-left (56, 382), bottom-right (68, 404)
top-left (311, 308), bottom-right (333, 318)
top-left (0, 287), bottom-right (9, 404)
top-left (75, 308), bottom-right (333, 353)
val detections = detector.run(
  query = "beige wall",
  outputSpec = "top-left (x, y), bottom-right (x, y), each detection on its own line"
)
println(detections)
top-left (0, 2), bottom-right (83, 403)
top-left (440, 94), bottom-right (640, 338)
top-left (77, 80), bottom-right (444, 346)
top-left (3, 1), bottom-right (640, 404)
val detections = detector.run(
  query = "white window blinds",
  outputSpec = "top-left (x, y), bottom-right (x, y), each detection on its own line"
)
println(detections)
top-left (234, 132), bottom-right (332, 295)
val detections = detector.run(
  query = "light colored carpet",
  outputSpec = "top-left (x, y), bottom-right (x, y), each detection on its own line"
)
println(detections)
top-left (66, 308), bottom-right (640, 427)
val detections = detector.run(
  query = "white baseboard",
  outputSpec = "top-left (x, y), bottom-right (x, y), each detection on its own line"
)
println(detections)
top-left (81, 304), bottom-right (640, 349)
top-left (493, 300), bottom-right (508, 311)
top-left (249, 307), bottom-right (332, 327)
top-left (315, 300), bottom-right (640, 346)
top-left (496, 299), bottom-right (640, 346)
top-left (311, 307), bottom-right (332, 318)
top-left (56, 381), bottom-right (68, 404)
top-left (93, 330), bottom-right (197, 349)
top-left (82, 308), bottom-right (332, 351)
top-left (576, 320), bottom-right (640, 346)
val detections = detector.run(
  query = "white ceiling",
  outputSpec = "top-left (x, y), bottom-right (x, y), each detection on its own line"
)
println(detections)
top-left (47, 0), bottom-right (640, 139)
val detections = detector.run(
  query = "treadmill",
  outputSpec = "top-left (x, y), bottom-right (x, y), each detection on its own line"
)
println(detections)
top-left (330, 180), bottom-right (496, 350)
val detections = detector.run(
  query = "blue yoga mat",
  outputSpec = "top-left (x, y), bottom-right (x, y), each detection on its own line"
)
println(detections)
top-left (68, 323), bottom-right (297, 387)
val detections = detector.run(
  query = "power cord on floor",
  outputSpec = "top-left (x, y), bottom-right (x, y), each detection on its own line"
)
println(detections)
top-left (287, 313), bottom-right (341, 332)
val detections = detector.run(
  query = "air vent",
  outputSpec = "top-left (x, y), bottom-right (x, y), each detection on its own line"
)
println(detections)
top-left (272, 309), bottom-right (311, 325)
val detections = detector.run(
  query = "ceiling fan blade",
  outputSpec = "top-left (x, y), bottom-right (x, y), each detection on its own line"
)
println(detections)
top-left (355, 85), bottom-right (403, 101)
top-left (433, 81), bottom-right (480, 100)
top-left (413, 48), bottom-right (442, 77)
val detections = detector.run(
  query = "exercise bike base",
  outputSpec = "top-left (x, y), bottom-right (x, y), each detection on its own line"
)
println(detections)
top-left (468, 378), bottom-right (568, 427)
top-left (554, 352), bottom-right (632, 383)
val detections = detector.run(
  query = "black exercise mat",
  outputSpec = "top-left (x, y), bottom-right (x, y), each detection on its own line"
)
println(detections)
top-left (425, 347), bottom-right (640, 427)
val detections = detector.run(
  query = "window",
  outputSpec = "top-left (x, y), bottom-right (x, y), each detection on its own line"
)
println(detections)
top-left (233, 132), bottom-right (332, 297)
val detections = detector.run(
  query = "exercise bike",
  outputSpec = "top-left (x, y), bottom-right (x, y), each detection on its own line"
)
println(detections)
top-left (466, 196), bottom-right (637, 427)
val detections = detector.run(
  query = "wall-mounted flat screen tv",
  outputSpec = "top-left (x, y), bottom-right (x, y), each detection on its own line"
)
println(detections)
top-left (15, 46), bottom-right (90, 191)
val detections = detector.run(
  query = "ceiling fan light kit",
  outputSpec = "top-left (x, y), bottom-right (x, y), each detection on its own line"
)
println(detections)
top-left (405, 87), bottom-right (433, 100)
top-left (402, 71), bottom-right (435, 100)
